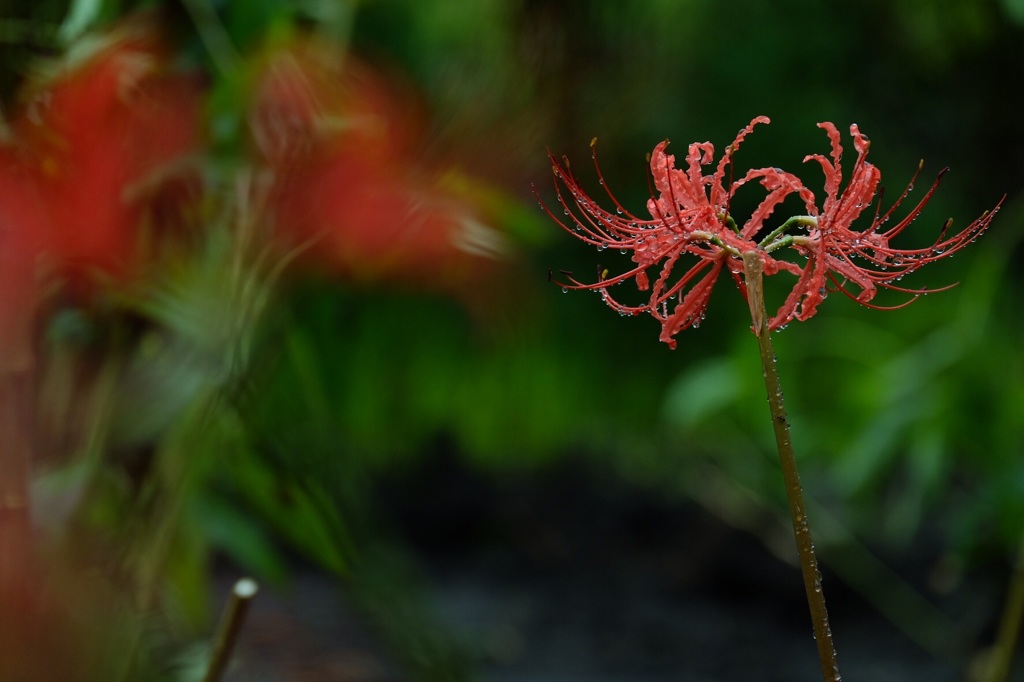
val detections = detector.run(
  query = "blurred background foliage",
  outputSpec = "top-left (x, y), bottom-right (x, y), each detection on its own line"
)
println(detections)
top-left (1, 0), bottom-right (1023, 678)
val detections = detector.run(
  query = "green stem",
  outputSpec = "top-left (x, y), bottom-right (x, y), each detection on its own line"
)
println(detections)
top-left (758, 215), bottom-right (817, 250)
top-left (119, 397), bottom-right (213, 681)
top-left (179, 0), bottom-right (240, 77)
top-left (742, 250), bottom-right (840, 682)
top-left (987, 535), bottom-right (1024, 682)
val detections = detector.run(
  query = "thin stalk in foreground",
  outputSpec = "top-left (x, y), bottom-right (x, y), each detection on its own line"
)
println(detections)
top-left (742, 250), bottom-right (840, 682)
top-left (0, 368), bottom-right (33, 603)
top-left (202, 578), bottom-right (258, 682)
top-left (986, 534), bottom-right (1024, 682)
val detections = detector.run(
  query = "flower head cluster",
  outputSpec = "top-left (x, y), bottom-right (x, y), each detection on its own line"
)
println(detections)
top-left (543, 117), bottom-right (1000, 348)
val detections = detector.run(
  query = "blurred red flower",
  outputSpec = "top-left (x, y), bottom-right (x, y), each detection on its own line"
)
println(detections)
top-left (0, 22), bottom-right (201, 361)
top-left (544, 118), bottom-right (999, 348)
top-left (13, 23), bottom-right (203, 287)
top-left (252, 39), bottom-right (503, 289)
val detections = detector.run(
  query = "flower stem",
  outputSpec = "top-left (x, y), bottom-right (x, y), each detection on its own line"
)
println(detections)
top-left (757, 215), bottom-right (817, 250)
top-left (203, 578), bottom-right (258, 682)
top-left (742, 250), bottom-right (840, 682)
top-left (0, 367), bottom-right (33, 606)
top-left (986, 534), bottom-right (1024, 682)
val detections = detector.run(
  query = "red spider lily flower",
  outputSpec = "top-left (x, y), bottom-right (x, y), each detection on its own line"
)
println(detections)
top-left (543, 118), bottom-right (999, 348)
top-left (253, 40), bottom-right (504, 289)
top-left (770, 122), bottom-right (1001, 327)
top-left (13, 22), bottom-right (202, 290)
top-left (543, 116), bottom-right (810, 348)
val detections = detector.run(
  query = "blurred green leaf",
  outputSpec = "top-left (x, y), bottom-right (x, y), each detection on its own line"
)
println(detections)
top-left (57, 0), bottom-right (102, 42)
top-left (194, 491), bottom-right (290, 584)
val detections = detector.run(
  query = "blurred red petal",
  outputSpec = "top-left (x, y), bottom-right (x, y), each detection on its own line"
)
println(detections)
top-left (255, 40), bottom-right (493, 289)
top-left (16, 23), bottom-right (202, 288)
